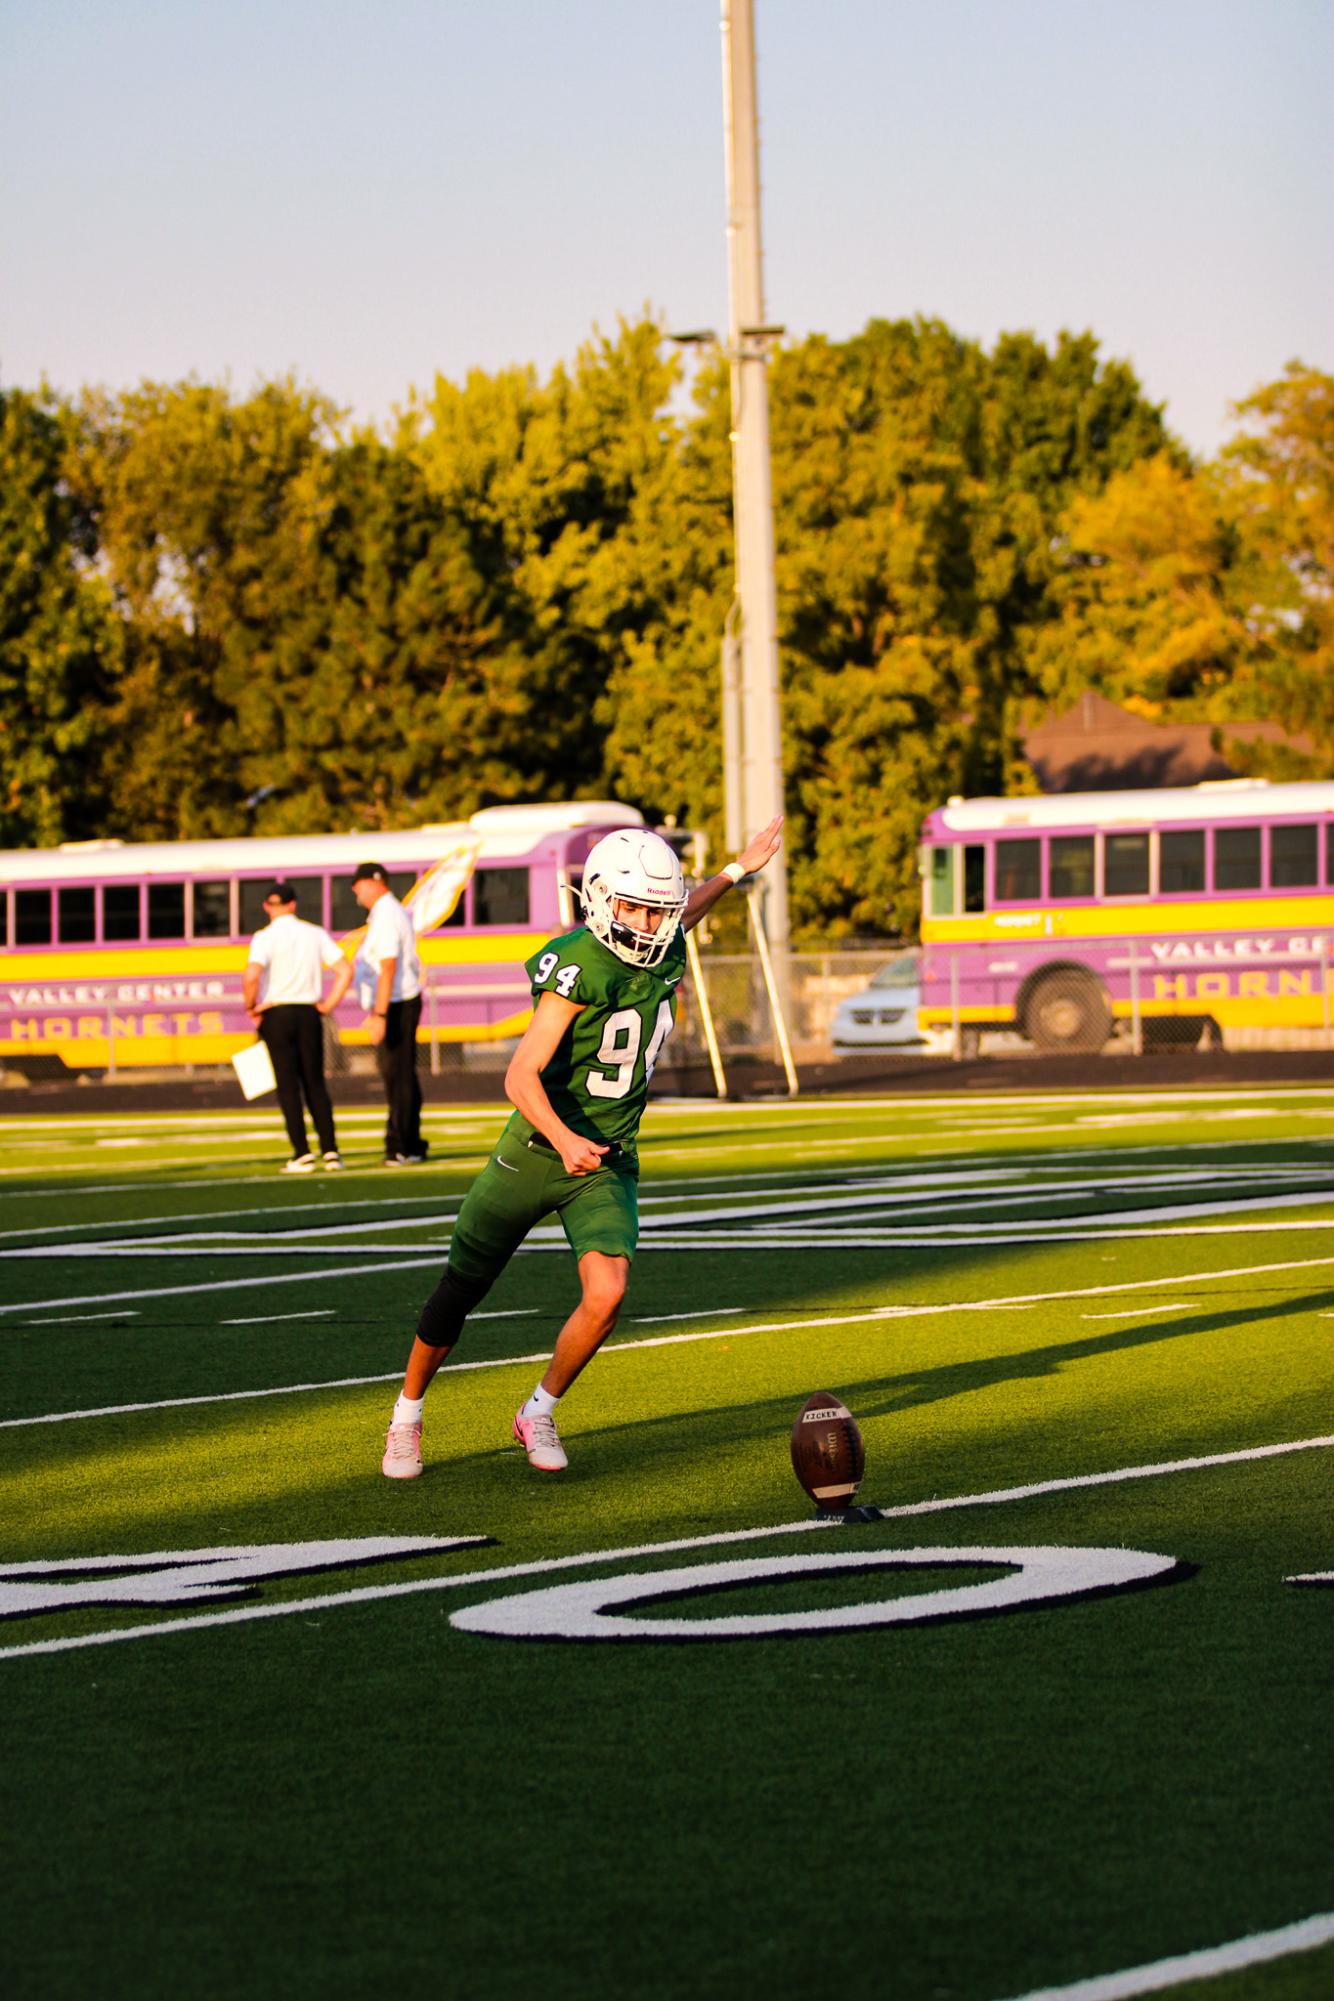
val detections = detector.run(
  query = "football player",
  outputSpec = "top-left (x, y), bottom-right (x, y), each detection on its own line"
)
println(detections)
top-left (381, 814), bottom-right (783, 1478)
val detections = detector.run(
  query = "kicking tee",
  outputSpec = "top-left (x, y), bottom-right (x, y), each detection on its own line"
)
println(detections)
top-left (505, 924), bottom-right (687, 1162)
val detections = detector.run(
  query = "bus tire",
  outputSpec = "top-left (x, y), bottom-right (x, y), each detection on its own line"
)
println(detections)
top-left (1024, 971), bottom-right (1112, 1055)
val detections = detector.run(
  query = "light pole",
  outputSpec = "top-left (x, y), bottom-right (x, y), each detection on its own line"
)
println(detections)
top-left (720, 0), bottom-right (788, 993)
top-left (678, 1), bottom-right (789, 990)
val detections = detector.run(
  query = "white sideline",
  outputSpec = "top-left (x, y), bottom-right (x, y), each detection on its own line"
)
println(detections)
top-left (1, 1431), bottom-right (1330, 1663)
top-left (995, 1909), bottom-right (1334, 2001)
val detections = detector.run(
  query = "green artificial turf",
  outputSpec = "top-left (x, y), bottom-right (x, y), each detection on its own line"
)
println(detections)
top-left (0, 1087), bottom-right (1331, 2000)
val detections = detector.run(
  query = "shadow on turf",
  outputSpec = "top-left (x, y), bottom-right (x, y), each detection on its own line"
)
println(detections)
top-left (556, 1283), bottom-right (1334, 1476)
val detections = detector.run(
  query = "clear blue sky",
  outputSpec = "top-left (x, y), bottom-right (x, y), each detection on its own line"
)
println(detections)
top-left (2, 0), bottom-right (1330, 458)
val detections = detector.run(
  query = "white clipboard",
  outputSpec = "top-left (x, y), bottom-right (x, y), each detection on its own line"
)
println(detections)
top-left (230, 1039), bottom-right (277, 1100)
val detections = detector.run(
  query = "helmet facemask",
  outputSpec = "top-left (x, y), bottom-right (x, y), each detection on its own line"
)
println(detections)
top-left (583, 877), bottom-right (685, 969)
top-left (580, 829), bottom-right (688, 969)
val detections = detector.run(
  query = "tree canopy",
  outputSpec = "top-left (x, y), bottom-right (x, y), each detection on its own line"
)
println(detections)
top-left (2, 327), bottom-right (1328, 938)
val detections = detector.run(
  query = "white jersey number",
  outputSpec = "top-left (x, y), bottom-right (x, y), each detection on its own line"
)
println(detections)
top-left (585, 1000), bottom-right (674, 1101)
top-left (585, 1009), bottom-right (641, 1099)
top-left (533, 951), bottom-right (580, 999)
top-left (644, 998), bottom-right (674, 1080)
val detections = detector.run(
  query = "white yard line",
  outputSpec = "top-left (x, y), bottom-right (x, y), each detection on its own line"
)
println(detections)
top-left (1, 1158), bottom-right (1327, 1246)
top-left (2, 1168), bottom-right (1328, 1248)
top-left (2, 1244), bottom-right (452, 1258)
top-left (994, 1909), bottom-right (1334, 2001)
top-left (0, 1157), bottom-right (488, 1182)
top-left (688, 1222), bottom-right (1334, 1247)
top-left (7, 1253), bottom-right (1334, 1427)
top-left (0, 1109), bottom-right (506, 1132)
top-left (623, 1182), bottom-right (1334, 1235)
top-left (1081, 1304), bottom-right (1200, 1320)
top-left (11, 1215), bottom-right (1334, 1324)
top-left (25, 1310), bottom-right (139, 1326)
top-left (220, 1310), bottom-right (335, 1326)
top-left (0, 1254), bottom-right (450, 1317)
top-left (0, 1193), bottom-right (464, 1244)
top-left (375, 1091), bottom-right (1334, 1122)
top-left (2, 1431), bottom-right (1329, 1662)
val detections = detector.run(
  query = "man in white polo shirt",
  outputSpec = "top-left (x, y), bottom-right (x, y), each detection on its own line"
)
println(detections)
top-left (243, 880), bottom-right (352, 1173)
top-left (351, 862), bottom-right (427, 1166)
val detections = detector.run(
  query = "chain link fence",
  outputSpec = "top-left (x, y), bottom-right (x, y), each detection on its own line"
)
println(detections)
top-left (437, 938), bottom-right (1334, 1075)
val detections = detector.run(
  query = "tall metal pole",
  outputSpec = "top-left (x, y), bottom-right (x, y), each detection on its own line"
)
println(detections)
top-left (720, 0), bottom-right (790, 990)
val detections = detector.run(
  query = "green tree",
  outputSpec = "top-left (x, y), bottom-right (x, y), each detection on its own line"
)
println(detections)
top-left (1212, 362), bottom-right (1334, 770)
top-left (1021, 451), bottom-right (1246, 716)
top-left (407, 320), bottom-right (703, 820)
top-left (71, 377), bottom-right (338, 837)
top-left (0, 387), bottom-right (122, 845)
top-left (766, 319), bottom-right (1174, 936)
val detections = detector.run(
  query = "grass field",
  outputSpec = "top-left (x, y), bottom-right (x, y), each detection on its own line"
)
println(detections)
top-left (1, 1086), bottom-right (1331, 2001)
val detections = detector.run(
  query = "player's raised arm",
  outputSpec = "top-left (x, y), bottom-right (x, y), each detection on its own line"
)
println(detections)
top-left (504, 991), bottom-right (607, 1175)
top-left (682, 815), bottom-right (784, 932)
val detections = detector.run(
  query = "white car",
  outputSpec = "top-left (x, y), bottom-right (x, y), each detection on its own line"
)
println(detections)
top-left (831, 949), bottom-right (941, 1052)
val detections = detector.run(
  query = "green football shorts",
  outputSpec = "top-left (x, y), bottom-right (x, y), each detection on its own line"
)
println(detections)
top-left (446, 1126), bottom-right (640, 1286)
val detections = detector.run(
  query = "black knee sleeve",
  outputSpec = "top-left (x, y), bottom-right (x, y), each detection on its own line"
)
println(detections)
top-left (416, 1266), bottom-right (493, 1349)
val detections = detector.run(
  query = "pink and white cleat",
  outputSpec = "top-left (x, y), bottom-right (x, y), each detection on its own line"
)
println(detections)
top-left (381, 1420), bottom-right (423, 1480)
top-left (513, 1408), bottom-right (568, 1472)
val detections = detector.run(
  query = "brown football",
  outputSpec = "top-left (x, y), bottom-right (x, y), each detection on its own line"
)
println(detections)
top-left (790, 1391), bottom-right (865, 1510)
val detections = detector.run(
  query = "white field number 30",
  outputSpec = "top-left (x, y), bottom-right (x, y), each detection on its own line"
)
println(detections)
top-left (586, 1001), bottom-right (674, 1099)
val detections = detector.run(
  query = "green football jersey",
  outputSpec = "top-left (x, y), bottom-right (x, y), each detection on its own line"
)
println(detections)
top-left (507, 924), bottom-right (687, 1155)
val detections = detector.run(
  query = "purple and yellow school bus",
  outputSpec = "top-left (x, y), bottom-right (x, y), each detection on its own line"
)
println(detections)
top-left (918, 780), bottom-right (1334, 1054)
top-left (0, 802), bottom-right (640, 1073)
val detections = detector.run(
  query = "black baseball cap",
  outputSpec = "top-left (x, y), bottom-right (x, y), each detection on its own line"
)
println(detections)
top-left (263, 880), bottom-right (298, 905)
top-left (352, 863), bottom-right (388, 885)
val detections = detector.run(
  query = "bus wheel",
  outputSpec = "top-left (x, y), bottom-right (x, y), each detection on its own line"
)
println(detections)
top-left (1025, 972), bottom-right (1112, 1054)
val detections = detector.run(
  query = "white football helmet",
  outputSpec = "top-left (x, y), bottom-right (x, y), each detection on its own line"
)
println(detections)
top-left (581, 828), bottom-right (687, 969)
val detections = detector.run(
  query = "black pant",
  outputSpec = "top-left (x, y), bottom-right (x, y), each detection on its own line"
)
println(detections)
top-left (376, 995), bottom-right (423, 1159)
top-left (259, 1005), bottom-right (337, 1157)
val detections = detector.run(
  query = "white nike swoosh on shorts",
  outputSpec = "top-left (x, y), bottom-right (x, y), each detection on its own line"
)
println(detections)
top-left (496, 1158), bottom-right (519, 1172)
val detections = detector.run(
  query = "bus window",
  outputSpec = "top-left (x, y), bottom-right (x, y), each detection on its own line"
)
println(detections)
top-left (962, 845), bottom-right (986, 913)
top-left (331, 875), bottom-right (360, 932)
top-left (1270, 823), bottom-right (1318, 888)
top-left (148, 882), bottom-right (187, 939)
top-left (103, 883), bottom-right (141, 941)
top-left (924, 846), bottom-right (955, 917)
top-left (473, 868), bottom-right (531, 927)
top-left (1049, 836), bottom-right (1095, 901)
top-left (192, 879), bottom-right (232, 937)
top-left (329, 871), bottom-right (414, 933)
top-left (57, 885), bottom-right (97, 943)
top-left (1214, 825), bottom-right (1261, 892)
top-left (240, 875), bottom-right (326, 935)
top-left (1104, 832), bottom-right (1149, 898)
top-left (994, 838), bottom-right (1040, 903)
top-left (1160, 829), bottom-right (1205, 893)
top-left (15, 888), bottom-right (53, 946)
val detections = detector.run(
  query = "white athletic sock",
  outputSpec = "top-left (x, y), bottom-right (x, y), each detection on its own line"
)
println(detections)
top-left (393, 1394), bottom-right (425, 1426)
top-left (522, 1384), bottom-right (560, 1420)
